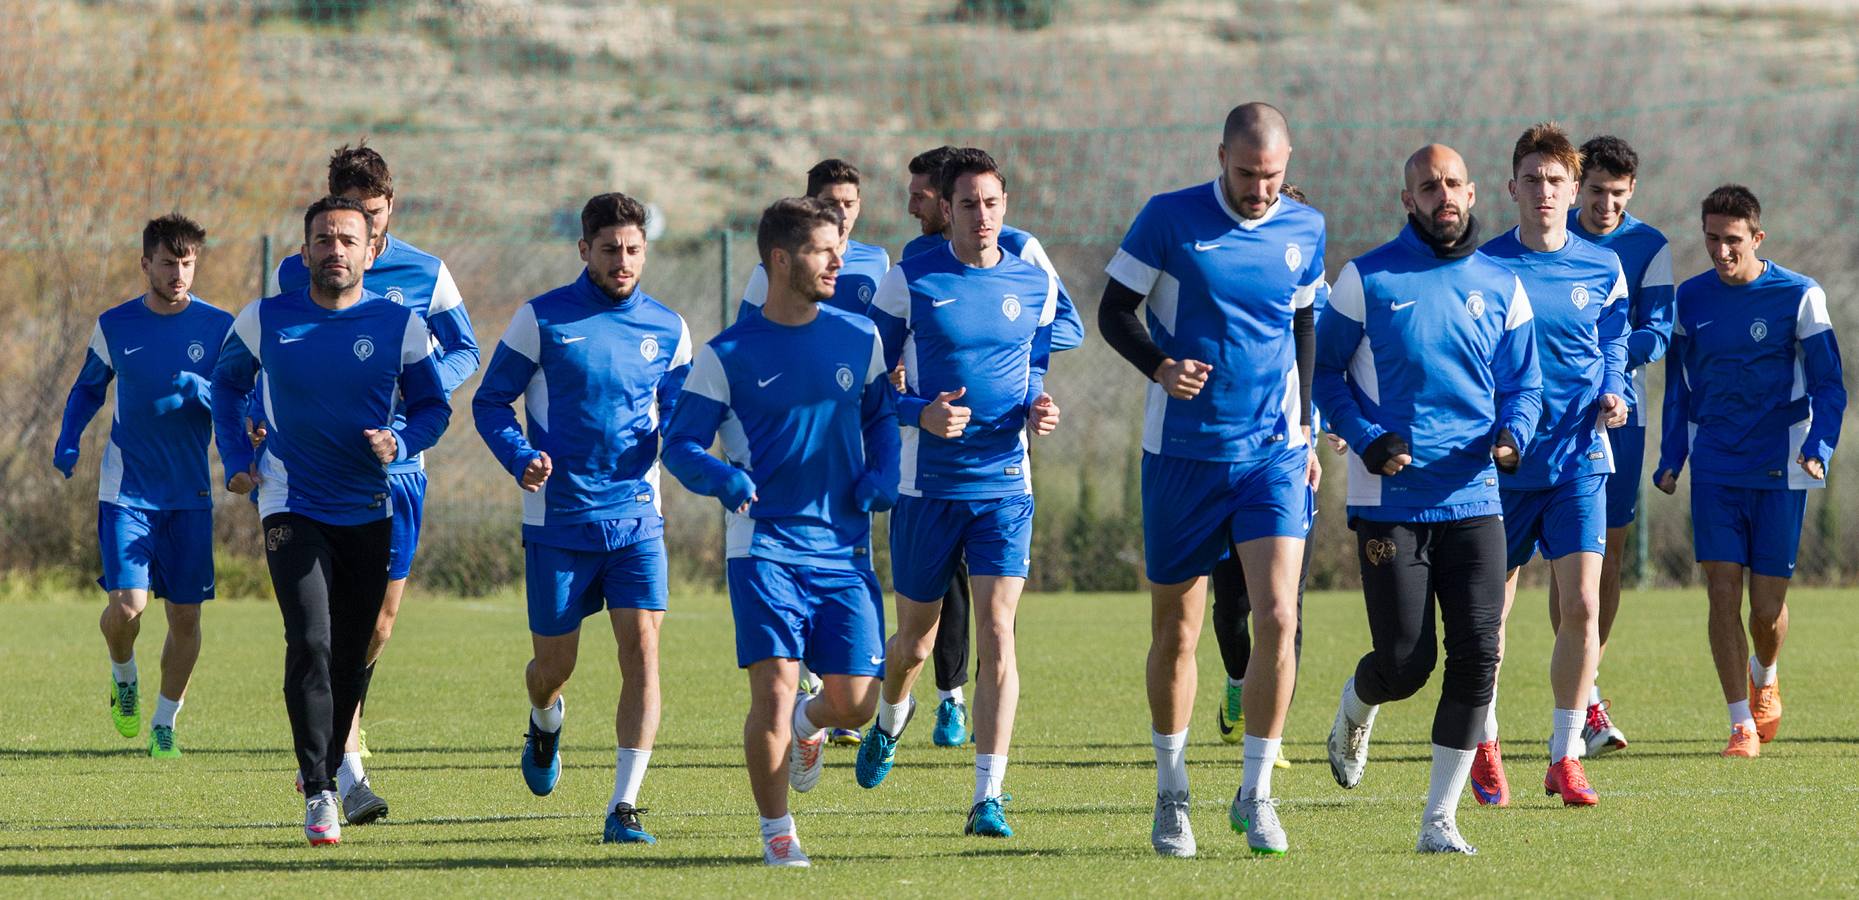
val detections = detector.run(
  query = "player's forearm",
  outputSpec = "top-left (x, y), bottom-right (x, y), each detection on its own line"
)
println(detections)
top-left (472, 406), bottom-right (535, 478)
top-left (858, 392), bottom-right (901, 512)
top-left (1098, 280), bottom-right (1168, 379)
top-left (55, 385), bottom-right (107, 459)
top-left (1496, 386), bottom-right (1544, 450)
top-left (663, 434), bottom-right (752, 508)
top-left (1627, 286), bottom-right (1676, 369)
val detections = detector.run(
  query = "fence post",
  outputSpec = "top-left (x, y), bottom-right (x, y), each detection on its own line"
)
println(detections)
top-left (258, 235), bottom-right (272, 298)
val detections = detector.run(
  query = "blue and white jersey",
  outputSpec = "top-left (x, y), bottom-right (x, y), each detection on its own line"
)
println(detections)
top-left (1481, 228), bottom-right (1630, 490)
top-left (472, 272), bottom-right (693, 548)
top-left (210, 289), bottom-right (451, 526)
top-left (869, 243), bottom-right (1057, 500)
top-left (54, 296), bottom-right (236, 510)
top-left (662, 306), bottom-right (899, 569)
top-left (1315, 224), bottom-right (1544, 522)
top-left (738, 238), bottom-right (890, 322)
top-left (1105, 181), bottom-right (1327, 462)
top-left (1569, 210), bottom-right (1674, 422)
top-left (1658, 261), bottom-right (1845, 490)
top-left (902, 225), bottom-right (1085, 352)
top-left (273, 233), bottom-right (479, 473)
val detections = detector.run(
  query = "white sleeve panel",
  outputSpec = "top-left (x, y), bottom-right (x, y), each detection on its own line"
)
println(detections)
top-left (1327, 263), bottom-right (1366, 323)
top-left (671, 315), bottom-right (694, 367)
top-left (500, 303), bottom-right (542, 363)
top-left (1798, 285), bottom-right (1832, 339)
top-left (683, 343), bottom-right (730, 404)
top-left (232, 301), bottom-right (265, 363)
top-left (1104, 248), bottom-right (1159, 295)
top-left (741, 265), bottom-right (769, 309)
top-left (429, 263), bottom-right (465, 314)
top-left (1604, 261), bottom-right (1629, 306)
top-left (88, 320), bottom-right (113, 369)
top-left (1642, 243), bottom-right (1674, 290)
top-left (871, 266), bottom-right (912, 323)
top-left (400, 314), bottom-right (434, 366)
top-left (867, 330), bottom-right (887, 384)
top-left (1038, 269), bottom-right (1059, 326)
top-left (1505, 277), bottom-right (1535, 329)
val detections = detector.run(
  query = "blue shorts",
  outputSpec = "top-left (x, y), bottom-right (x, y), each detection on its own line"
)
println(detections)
top-left (1691, 483), bottom-right (1807, 578)
top-left (1501, 474), bottom-right (1607, 571)
top-left (727, 557), bottom-right (885, 676)
top-left (889, 494), bottom-right (1034, 601)
top-left (1141, 449), bottom-right (1311, 585)
top-left (524, 537), bottom-right (668, 637)
top-left (97, 502), bottom-right (214, 604)
top-left (386, 470), bottom-right (426, 580)
top-left (1603, 425), bottom-right (1645, 529)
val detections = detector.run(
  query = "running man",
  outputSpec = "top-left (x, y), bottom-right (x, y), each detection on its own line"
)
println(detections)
top-left (1477, 123), bottom-right (1629, 808)
top-left (1654, 184), bottom-right (1844, 758)
top-left (1568, 134), bottom-right (1675, 755)
top-left (473, 193), bottom-right (692, 844)
top-left (1100, 103), bottom-right (1325, 857)
top-left (662, 197), bottom-right (898, 867)
top-left (211, 196), bottom-right (451, 845)
top-left (857, 148), bottom-right (1070, 839)
top-left (1315, 144), bottom-right (1542, 855)
top-left (55, 213), bottom-right (235, 759)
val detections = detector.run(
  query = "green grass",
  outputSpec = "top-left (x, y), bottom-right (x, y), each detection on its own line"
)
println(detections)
top-left (4, 587), bottom-right (1858, 896)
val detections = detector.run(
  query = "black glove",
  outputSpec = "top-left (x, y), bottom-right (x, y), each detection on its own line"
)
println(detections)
top-left (1493, 428), bottom-right (1522, 474)
top-left (1361, 432), bottom-right (1411, 474)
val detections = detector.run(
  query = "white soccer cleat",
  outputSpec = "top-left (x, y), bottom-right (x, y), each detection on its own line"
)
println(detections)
top-left (1327, 687), bottom-right (1375, 789)
top-left (1151, 791), bottom-right (1196, 858)
top-left (304, 790), bottom-right (342, 846)
top-left (1416, 817), bottom-right (1477, 855)
top-left (763, 832), bottom-right (812, 867)
top-left (1583, 699), bottom-right (1628, 756)
top-left (788, 730), bottom-right (825, 793)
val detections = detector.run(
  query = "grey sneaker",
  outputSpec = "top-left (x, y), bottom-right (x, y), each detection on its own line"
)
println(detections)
top-left (763, 832), bottom-right (812, 867)
top-left (1416, 817), bottom-right (1477, 855)
top-left (342, 777), bottom-right (389, 825)
top-left (1229, 793), bottom-right (1287, 856)
top-left (1328, 682), bottom-right (1377, 789)
top-left (1151, 790), bottom-right (1196, 858)
top-left (304, 790), bottom-right (342, 846)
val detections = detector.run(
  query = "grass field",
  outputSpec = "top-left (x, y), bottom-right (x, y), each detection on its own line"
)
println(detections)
top-left (4, 586), bottom-right (1858, 897)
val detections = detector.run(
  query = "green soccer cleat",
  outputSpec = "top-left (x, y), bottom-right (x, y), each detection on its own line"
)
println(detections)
top-left (357, 727), bottom-right (372, 760)
top-left (148, 724), bottom-right (180, 759)
top-left (1218, 682), bottom-right (1244, 745)
top-left (110, 680), bottom-right (140, 738)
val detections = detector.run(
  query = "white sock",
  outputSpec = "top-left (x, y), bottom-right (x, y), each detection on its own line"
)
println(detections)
top-left (336, 752), bottom-right (365, 798)
top-left (1481, 698), bottom-right (1499, 744)
top-left (792, 695), bottom-right (824, 740)
top-left (1241, 734), bottom-right (1280, 800)
top-left (974, 753), bottom-right (1008, 804)
top-left (153, 694), bottom-right (183, 729)
top-left (610, 747), bottom-right (651, 810)
top-left (1424, 744), bottom-right (1476, 824)
top-left (531, 696), bottom-right (564, 732)
top-left (1728, 700), bottom-right (1754, 729)
top-left (1549, 708), bottom-right (1584, 762)
top-left (111, 656), bottom-right (137, 685)
top-left (759, 813), bottom-right (795, 842)
top-left (1342, 678), bottom-right (1378, 726)
top-left (1152, 729), bottom-right (1189, 795)
top-left (876, 694), bottom-right (911, 737)
top-left (1749, 655), bottom-right (1777, 687)
top-left (939, 686), bottom-right (964, 704)
top-left (1589, 683), bottom-right (1602, 707)
top-left (1228, 676), bottom-right (1245, 691)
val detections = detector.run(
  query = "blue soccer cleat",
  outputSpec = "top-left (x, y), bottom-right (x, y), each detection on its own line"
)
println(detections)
top-left (602, 803), bottom-right (656, 844)
top-left (965, 795), bottom-right (1013, 838)
top-left (521, 717), bottom-right (561, 797)
top-left (932, 697), bottom-right (968, 747)
top-left (855, 695), bottom-right (915, 789)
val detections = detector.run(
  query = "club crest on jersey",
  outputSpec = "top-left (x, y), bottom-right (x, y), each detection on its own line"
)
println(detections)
top-left (858, 284), bottom-right (874, 304)
top-left (1465, 291), bottom-right (1486, 318)
top-left (1749, 319), bottom-right (1769, 342)
top-left (835, 364), bottom-right (855, 391)
top-left (1001, 294), bottom-right (1022, 321)
top-left (1284, 243), bottom-right (1302, 272)
top-left (640, 335), bottom-right (660, 360)
top-left (385, 288), bottom-right (406, 306)
top-left (187, 341), bottom-right (206, 363)
top-left (1571, 284), bottom-right (1590, 310)
top-left (353, 337), bottom-right (375, 361)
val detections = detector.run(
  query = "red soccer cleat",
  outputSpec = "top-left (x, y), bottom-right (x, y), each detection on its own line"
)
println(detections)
top-left (1470, 740), bottom-right (1510, 807)
top-left (1544, 757), bottom-right (1598, 806)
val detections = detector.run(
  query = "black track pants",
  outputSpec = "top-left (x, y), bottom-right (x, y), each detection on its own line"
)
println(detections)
top-left (930, 558), bottom-right (972, 692)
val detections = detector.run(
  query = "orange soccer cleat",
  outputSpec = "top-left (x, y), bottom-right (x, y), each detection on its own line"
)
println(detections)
top-left (1470, 740), bottom-right (1510, 807)
top-left (1544, 757), bottom-right (1598, 806)
top-left (1721, 723), bottom-right (1761, 758)
top-left (1749, 679), bottom-right (1783, 743)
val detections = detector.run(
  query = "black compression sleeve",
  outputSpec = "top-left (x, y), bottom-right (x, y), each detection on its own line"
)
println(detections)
top-left (1294, 305), bottom-right (1314, 427)
top-left (1098, 279), bottom-right (1168, 380)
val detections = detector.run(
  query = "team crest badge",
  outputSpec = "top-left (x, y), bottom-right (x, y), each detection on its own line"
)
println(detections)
top-left (858, 284), bottom-right (874, 304)
top-left (835, 365), bottom-right (855, 391)
top-left (353, 337), bottom-right (375, 361)
top-left (640, 336), bottom-right (659, 360)
top-left (266, 524), bottom-right (293, 551)
top-left (187, 341), bottom-right (206, 363)
top-left (385, 288), bottom-right (406, 306)
top-left (1465, 291), bottom-right (1486, 318)
top-left (1002, 295), bottom-right (1022, 321)
top-left (1571, 284), bottom-right (1590, 310)
top-left (1364, 538), bottom-right (1397, 566)
top-left (1750, 320), bottom-right (1769, 342)
top-left (1284, 243), bottom-right (1302, 272)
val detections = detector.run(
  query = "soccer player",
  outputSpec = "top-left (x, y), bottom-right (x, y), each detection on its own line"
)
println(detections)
top-left (270, 144), bottom-right (480, 791)
top-left (662, 197), bottom-right (898, 867)
top-left (1654, 185), bottom-right (1845, 758)
top-left (857, 148), bottom-right (1069, 839)
top-left (1568, 135), bottom-right (1675, 755)
top-left (1315, 144), bottom-right (1542, 855)
top-left (1100, 103), bottom-right (1325, 857)
top-left (54, 214), bottom-right (235, 759)
top-left (211, 196), bottom-right (451, 846)
top-left (473, 193), bottom-right (692, 845)
top-left (1477, 123), bottom-right (1629, 808)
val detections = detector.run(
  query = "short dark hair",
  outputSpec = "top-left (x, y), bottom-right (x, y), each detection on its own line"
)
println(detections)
top-left (805, 158), bottom-right (861, 197)
top-left (328, 143), bottom-right (393, 199)
top-left (1511, 122), bottom-right (1582, 181)
top-left (1701, 184), bottom-right (1761, 229)
top-left (1221, 102), bottom-right (1290, 149)
top-left (1579, 135), bottom-right (1639, 181)
top-left (580, 192), bottom-right (649, 243)
top-left (142, 213), bottom-right (206, 259)
top-left (936, 147), bottom-right (1004, 200)
top-left (908, 145), bottom-right (958, 177)
top-left (756, 196), bottom-right (843, 267)
top-left (302, 195), bottom-right (374, 242)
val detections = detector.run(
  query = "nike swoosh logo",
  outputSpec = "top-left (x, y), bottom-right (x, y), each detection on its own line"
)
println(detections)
top-left (1193, 242), bottom-right (1221, 252)
top-left (1695, 320), bottom-right (1713, 329)
top-left (561, 335), bottom-right (588, 344)
top-left (123, 347), bottom-right (143, 355)
top-left (1391, 300), bottom-right (1417, 311)
top-left (757, 374), bottom-right (781, 387)
top-left (279, 336), bottom-right (307, 344)
top-left (869, 655), bottom-right (886, 666)
top-left (931, 298), bottom-right (958, 307)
